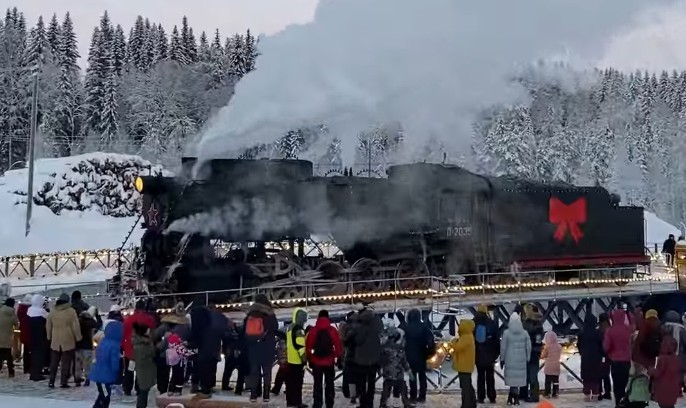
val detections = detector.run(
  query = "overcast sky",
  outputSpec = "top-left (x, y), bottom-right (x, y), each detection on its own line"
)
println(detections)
top-left (2, 0), bottom-right (686, 72)
top-left (2, 0), bottom-right (319, 67)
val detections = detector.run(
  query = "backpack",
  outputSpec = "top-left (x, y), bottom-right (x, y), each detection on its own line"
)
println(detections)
top-left (475, 325), bottom-right (487, 344)
top-left (312, 329), bottom-right (334, 358)
top-left (641, 330), bottom-right (662, 359)
top-left (245, 315), bottom-right (265, 338)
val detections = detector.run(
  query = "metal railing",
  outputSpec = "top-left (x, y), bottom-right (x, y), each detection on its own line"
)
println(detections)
top-left (0, 249), bottom-right (133, 278)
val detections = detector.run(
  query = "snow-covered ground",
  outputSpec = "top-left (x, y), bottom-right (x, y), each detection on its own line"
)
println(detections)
top-left (2, 268), bottom-right (114, 298)
top-left (0, 395), bottom-right (129, 408)
top-left (645, 210), bottom-right (682, 249)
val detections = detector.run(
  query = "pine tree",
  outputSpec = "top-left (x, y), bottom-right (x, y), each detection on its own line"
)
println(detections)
top-left (46, 13), bottom-right (60, 61)
top-left (198, 31), bottom-right (210, 62)
top-left (112, 24), bottom-right (126, 75)
top-left (128, 16), bottom-right (145, 70)
top-left (169, 25), bottom-right (187, 64)
top-left (23, 16), bottom-right (49, 72)
top-left (208, 29), bottom-right (226, 86)
top-left (244, 29), bottom-right (258, 72)
top-left (187, 27), bottom-right (198, 63)
top-left (59, 13), bottom-right (79, 72)
top-left (228, 33), bottom-right (247, 78)
top-left (153, 25), bottom-right (167, 62)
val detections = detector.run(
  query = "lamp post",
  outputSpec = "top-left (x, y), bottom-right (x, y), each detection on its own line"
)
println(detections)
top-left (25, 73), bottom-right (38, 237)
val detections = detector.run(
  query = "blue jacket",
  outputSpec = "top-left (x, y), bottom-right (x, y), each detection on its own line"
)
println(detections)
top-left (90, 320), bottom-right (123, 384)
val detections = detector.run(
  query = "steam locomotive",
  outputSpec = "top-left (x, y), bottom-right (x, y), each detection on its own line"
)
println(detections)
top-left (128, 158), bottom-right (649, 304)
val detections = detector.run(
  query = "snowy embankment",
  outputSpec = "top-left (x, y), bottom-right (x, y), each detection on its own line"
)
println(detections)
top-left (645, 210), bottom-right (681, 248)
top-left (0, 153), bottom-right (167, 257)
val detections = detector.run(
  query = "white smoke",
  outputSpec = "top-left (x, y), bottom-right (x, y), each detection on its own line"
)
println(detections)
top-left (196, 0), bottom-right (675, 165)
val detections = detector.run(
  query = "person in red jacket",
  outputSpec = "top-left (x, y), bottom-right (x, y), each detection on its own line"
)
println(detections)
top-left (121, 300), bottom-right (156, 396)
top-left (306, 310), bottom-right (343, 408)
top-left (16, 294), bottom-right (32, 374)
top-left (603, 309), bottom-right (633, 405)
top-left (650, 334), bottom-right (682, 408)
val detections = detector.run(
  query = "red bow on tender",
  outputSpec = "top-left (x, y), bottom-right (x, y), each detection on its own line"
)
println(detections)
top-left (548, 197), bottom-right (586, 244)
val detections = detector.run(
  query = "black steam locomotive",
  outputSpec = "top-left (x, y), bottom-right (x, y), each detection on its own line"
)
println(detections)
top-left (130, 158), bottom-right (649, 303)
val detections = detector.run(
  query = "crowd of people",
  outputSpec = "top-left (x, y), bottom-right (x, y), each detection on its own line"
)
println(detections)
top-left (0, 289), bottom-right (684, 408)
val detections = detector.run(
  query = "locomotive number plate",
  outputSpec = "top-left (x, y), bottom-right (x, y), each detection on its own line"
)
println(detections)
top-left (446, 226), bottom-right (472, 238)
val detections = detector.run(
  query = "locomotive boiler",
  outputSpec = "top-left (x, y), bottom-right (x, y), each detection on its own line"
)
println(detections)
top-left (129, 158), bottom-right (649, 304)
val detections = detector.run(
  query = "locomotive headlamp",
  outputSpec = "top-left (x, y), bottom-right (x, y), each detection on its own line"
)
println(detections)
top-left (134, 176), bottom-right (144, 193)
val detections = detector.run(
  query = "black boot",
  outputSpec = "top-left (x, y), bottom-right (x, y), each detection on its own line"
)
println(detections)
top-left (552, 383), bottom-right (559, 398)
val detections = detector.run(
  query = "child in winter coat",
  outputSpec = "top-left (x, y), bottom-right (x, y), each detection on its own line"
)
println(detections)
top-left (132, 323), bottom-right (157, 408)
top-left (270, 329), bottom-right (287, 395)
top-left (540, 331), bottom-right (561, 398)
top-left (450, 319), bottom-right (476, 408)
top-left (90, 320), bottom-right (123, 408)
top-left (650, 335), bottom-right (682, 408)
top-left (380, 326), bottom-right (413, 408)
top-left (164, 330), bottom-right (196, 396)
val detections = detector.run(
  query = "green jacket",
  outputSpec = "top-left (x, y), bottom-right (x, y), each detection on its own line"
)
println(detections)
top-left (132, 333), bottom-right (157, 390)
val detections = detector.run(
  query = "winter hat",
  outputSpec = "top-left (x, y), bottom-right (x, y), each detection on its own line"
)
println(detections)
top-left (645, 309), bottom-right (659, 320)
top-left (598, 312), bottom-right (610, 324)
top-left (173, 302), bottom-right (185, 316)
top-left (21, 294), bottom-right (32, 305)
top-left (510, 312), bottom-right (521, 322)
top-left (476, 304), bottom-right (488, 314)
top-left (4, 298), bottom-right (15, 308)
top-left (87, 306), bottom-right (98, 317)
top-left (109, 304), bottom-right (122, 313)
top-left (318, 310), bottom-right (329, 318)
top-left (57, 293), bottom-right (70, 304)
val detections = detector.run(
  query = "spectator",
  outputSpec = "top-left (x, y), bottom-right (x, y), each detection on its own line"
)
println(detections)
top-left (46, 293), bottom-right (82, 388)
top-left (121, 300), bottom-right (156, 396)
top-left (27, 294), bottom-right (48, 382)
top-left (449, 319), bottom-right (476, 408)
top-left (0, 298), bottom-right (18, 378)
top-left (597, 313), bottom-right (612, 400)
top-left (633, 309), bottom-right (661, 371)
top-left (339, 311), bottom-right (357, 402)
top-left (285, 307), bottom-right (308, 408)
top-left (404, 309), bottom-right (435, 404)
top-left (501, 312), bottom-right (531, 406)
top-left (380, 325), bottom-right (412, 408)
top-left (75, 306), bottom-right (99, 386)
top-left (578, 314), bottom-right (603, 401)
top-left (521, 304), bottom-right (544, 402)
top-left (347, 308), bottom-right (383, 408)
top-left (306, 310), bottom-right (342, 408)
top-left (472, 304), bottom-right (499, 404)
top-left (193, 308), bottom-right (229, 399)
top-left (132, 323), bottom-right (156, 408)
top-left (661, 310), bottom-right (686, 366)
top-left (650, 334), bottom-right (682, 408)
top-left (152, 303), bottom-right (189, 395)
top-left (90, 320), bottom-right (123, 408)
top-left (71, 291), bottom-right (89, 315)
top-left (268, 329), bottom-right (286, 395)
top-left (16, 294), bottom-right (31, 374)
top-left (604, 308), bottom-right (633, 404)
top-left (663, 234), bottom-right (677, 266)
top-left (244, 294), bottom-right (278, 403)
top-left (541, 331), bottom-right (561, 399)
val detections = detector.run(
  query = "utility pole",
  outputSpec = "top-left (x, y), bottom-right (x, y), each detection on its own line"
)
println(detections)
top-left (25, 73), bottom-right (38, 237)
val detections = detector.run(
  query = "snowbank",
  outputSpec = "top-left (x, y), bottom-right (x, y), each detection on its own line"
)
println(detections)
top-left (31, 153), bottom-right (165, 217)
top-left (645, 211), bottom-right (681, 247)
top-left (0, 153), bottom-right (167, 256)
